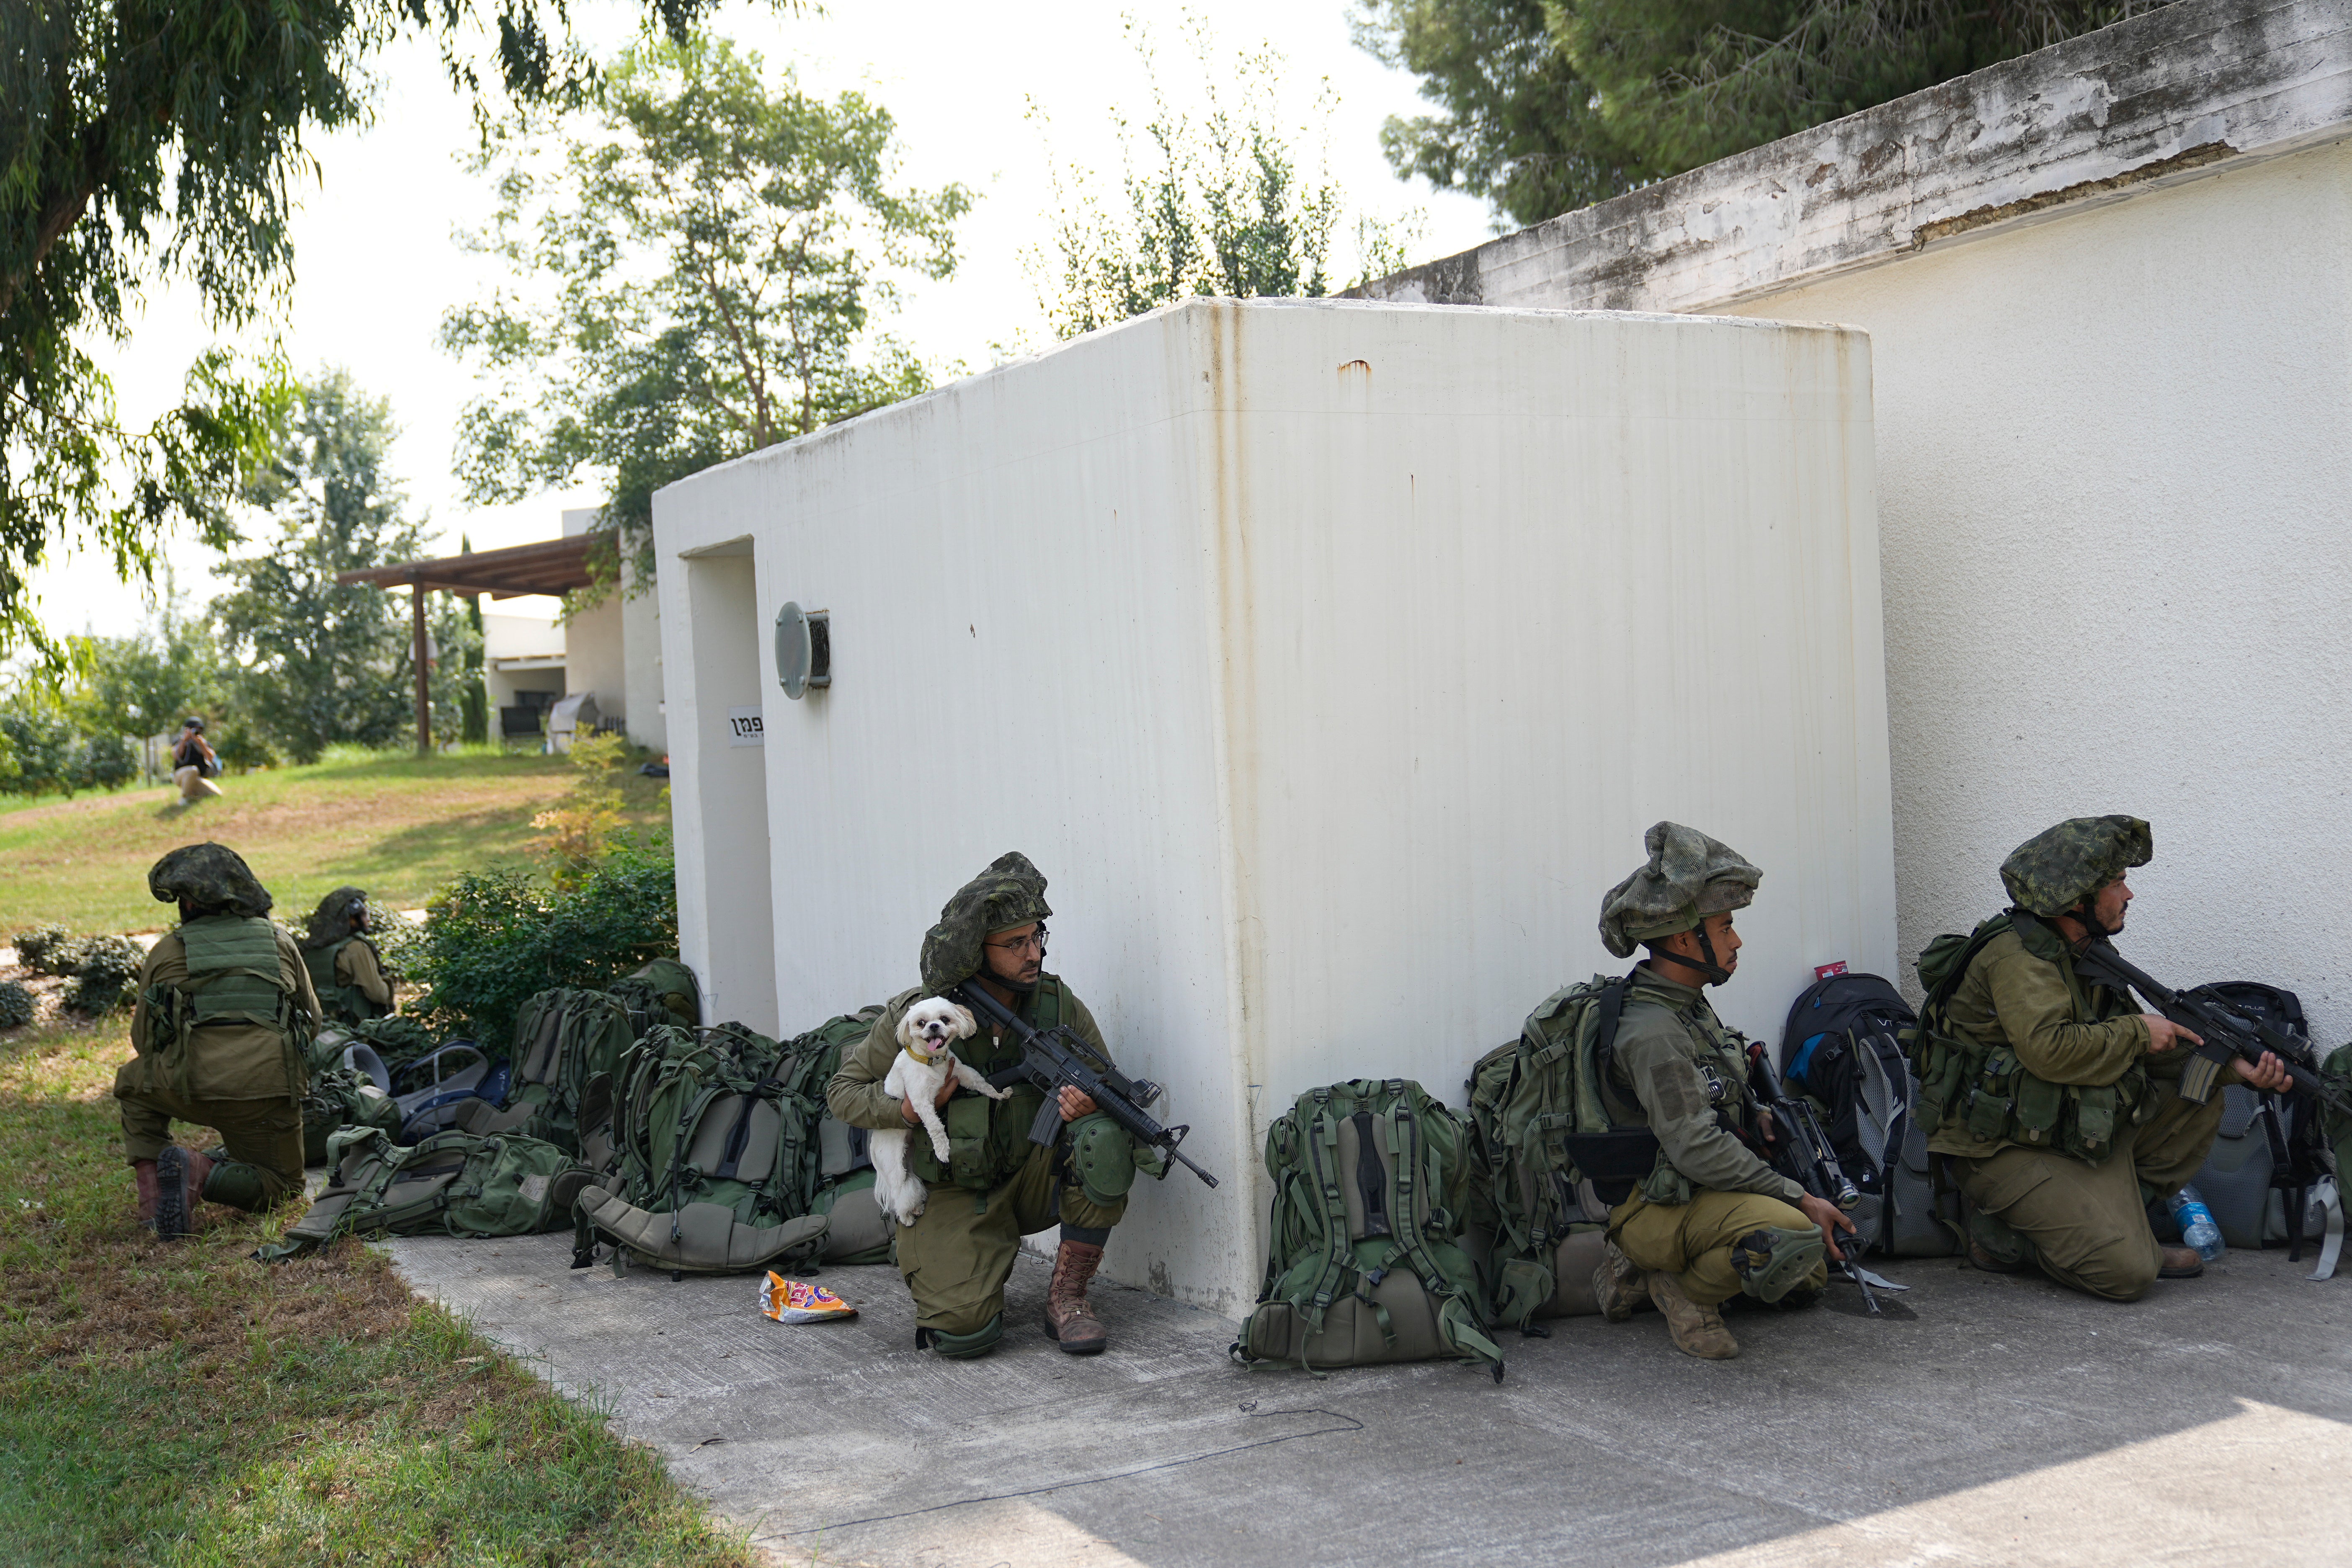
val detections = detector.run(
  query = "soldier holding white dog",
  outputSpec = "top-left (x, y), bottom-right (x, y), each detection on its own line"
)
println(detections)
top-left (828, 853), bottom-right (1163, 1360)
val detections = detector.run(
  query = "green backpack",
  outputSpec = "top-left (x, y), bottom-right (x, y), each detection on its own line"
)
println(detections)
top-left (1463, 973), bottom-right (1637, 1329)
top-left (609, 958), bottom-right (702, 1040)
top-left (1234, 1078), bottom-right (1505, 1380)
top-left (454, 988), bottom-right (634, 1153)
top-left (258, 1125), bottom-right (592, 1262)
top-left (300, 1063), bottom-right (403, 1165)
top-left (571, 1022), bottom-right (830, 1277)
top-left (782, 1007), bottom-right (892, 1264)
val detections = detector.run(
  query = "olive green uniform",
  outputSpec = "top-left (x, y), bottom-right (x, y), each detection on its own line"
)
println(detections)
top-left (829, 977), bottom-right (1128, 1338)
top-left (1602, 968), bottom-right (1828, 1308)
top-left (116, 919), bottom-right (322, 1208)
top-left (1929, 919), bottom-right (2224, 1300)
top-left (303, 934), bottom-right (393, 1027)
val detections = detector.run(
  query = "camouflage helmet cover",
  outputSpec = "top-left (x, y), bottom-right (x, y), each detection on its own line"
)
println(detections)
top-left (303, 886), bottom-right (371, 949)
top-left (2000, 815), bottom-right (2151, 917)
top-left (148, 842), bottom-right (273, 918)
top-left (919, 851), bottom-right (1054, 995)
top-left (1598, 821), bottom-right (1762, 959)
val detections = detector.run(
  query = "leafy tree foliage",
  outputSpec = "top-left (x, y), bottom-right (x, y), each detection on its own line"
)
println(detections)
top-left (443, 33), bottom-right (970, 593)
top-left (55, 584), bottom-right (227, 741)
top-left (1, 0), bottom-right (730, 662)
top-left (1356, 0), bottom-right (2159, 229)
top-left (1035, 16), bottom-right (1417, 339)
top-left (210, 370), bottom-right (475, 763)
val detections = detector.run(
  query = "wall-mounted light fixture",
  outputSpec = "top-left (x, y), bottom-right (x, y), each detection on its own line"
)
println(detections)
top-left (774, 602), bottom-right (832, 699)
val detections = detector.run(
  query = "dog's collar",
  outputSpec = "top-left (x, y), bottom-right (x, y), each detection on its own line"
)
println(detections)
top-left (903, 1042), bottom-right (944, 1066)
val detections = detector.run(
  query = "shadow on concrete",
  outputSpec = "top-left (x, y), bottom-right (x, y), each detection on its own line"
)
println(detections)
top-left (385, 1234), bottom-right (2352, 1568)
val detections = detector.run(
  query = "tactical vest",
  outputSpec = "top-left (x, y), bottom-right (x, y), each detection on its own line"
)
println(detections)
top-left (1909, 913), bottom-right (2152, 1164)
top-left (303, 935), bottom-right (389, 1027)
top-left (144, 916), bottom-right (307, 1104)
top-left (903, 979), bottom-right (1065, 1191)
top-left (1599, 980), bottom-right (1766, 1208)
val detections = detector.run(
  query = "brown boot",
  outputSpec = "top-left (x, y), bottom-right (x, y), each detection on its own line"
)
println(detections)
top-left (132, 1159), bottom-right (162, 1231)
top-left (2157, 1245), bottom-right (2205, 1280)
top-left (153, 1146), bottom-right (215, 1241)
top-left (1647, 1271), bottom-right (1739, 1360)
top-left (1043, 1239), bottom-right (1109, 1354)
top-left (1592, 1241), bottom-right (1649, 1323)
top-left (1968, 1240), bottom-right (2029, 1275)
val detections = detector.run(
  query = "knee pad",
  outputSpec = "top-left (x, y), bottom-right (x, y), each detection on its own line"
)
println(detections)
top-left (919, 1314), bottom-right (1003, 1360)
top-left (199, 1158), bottom-right (271, 1213)
top-left (1729, 1226), bottom-right (1826, 1304)
top-left (1066, 1114), bottom-right (1140, 1207)
top-left (1968, 1208), bottom-right (2038, 1269)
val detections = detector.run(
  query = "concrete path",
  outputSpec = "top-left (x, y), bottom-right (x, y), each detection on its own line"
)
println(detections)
top-left (387, 1234), bottom-right (2352, 1568)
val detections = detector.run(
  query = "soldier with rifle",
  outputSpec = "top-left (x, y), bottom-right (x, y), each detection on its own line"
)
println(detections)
top-left (828, 853), bottom-right (1172, 1360)
top-left (1913, 816), bottom-right (2293, 1300)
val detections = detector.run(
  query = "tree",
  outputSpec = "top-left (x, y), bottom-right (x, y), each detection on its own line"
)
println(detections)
top-left (57, 582), bottom-right (228, 742)
top-left (1, 0), bottom-right (732, 663)
top-left (210, 370), bottom-right (475, 763)
top-left (1355, 0), bottom-right (2159, 230)
top-left (1034, 14), bottom-right (1419, 340)
top-left (442, 33), bottom-right (971, 595)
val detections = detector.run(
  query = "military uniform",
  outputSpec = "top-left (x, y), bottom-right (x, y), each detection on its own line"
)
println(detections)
top-left (1586, 822), bottom-right (1830, 1359)
top-left (117, 844), bottom-right (321, 1234)
top-left (301, 887), bottom-right (394, 1026)
top-left (1922, 816), bottom-right (2226, 1301)
top-left (829, 852), bottom-right (1157, 1359)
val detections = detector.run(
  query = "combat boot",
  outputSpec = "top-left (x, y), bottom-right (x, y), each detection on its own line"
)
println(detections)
top-left (2156, 1245), bottom-right (2205, 1279)
top-left (132, 1159), bottom-right (162, 1231)
top-left (1647, 1271), bottom-right (1739, 1360)
top-left (1042, 1238), bottom-right (1109, 1354)
top-left (1591, 1241), bottom-right (1649, 1323)
top-left (152, 1146), bottom-right (215, 1241)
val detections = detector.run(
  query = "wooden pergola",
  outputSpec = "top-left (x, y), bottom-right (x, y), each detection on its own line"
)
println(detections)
top-left (338, 534), bottom-right (598, 753)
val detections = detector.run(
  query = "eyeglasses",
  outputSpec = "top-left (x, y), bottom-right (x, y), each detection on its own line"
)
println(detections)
top-left (984, 926), bottom-right (1048, 955)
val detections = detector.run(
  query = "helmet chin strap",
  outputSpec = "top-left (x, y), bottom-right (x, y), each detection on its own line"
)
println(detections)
top-left (1651, 923), bottom-right (1732, 986)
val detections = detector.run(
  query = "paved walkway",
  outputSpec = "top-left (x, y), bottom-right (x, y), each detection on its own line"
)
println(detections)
top-left (386, 1234), bottom-right (2352, 1568)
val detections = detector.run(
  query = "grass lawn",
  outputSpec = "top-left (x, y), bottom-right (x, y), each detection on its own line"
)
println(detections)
top-left (0, 1009), bottom-right (756, 1568)
top-left (0, 747), bottom-right (670, 935)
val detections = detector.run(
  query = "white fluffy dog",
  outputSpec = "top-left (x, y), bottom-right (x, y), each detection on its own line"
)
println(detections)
top-left (869, 997), bottom-right (1008, 1226)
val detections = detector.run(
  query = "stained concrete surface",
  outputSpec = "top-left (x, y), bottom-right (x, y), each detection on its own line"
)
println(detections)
top-left (386, 1234), bottom-right (2352, 1568)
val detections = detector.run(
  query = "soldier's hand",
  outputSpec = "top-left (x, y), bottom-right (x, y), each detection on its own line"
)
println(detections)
top-left (1058, 1086), bottom-right (1097, 1122)
top-left (2141, 1015), bottom-right (2203, 1053)
top-left (900, 1075), bottom-right (959, 1125)
top-left (1797, 1193), bottom-right (1855, 1261)
top-left (2232, 1051), bottom-right (2293, 1093)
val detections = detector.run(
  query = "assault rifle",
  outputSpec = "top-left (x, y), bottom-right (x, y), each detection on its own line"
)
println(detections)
top-left (2068, 937), bottom-right (2352, 1120)
top-left (949, 980), bottom-right (1219, 1188)
top-left (1743, 1043), bottom-right (1895, 1317)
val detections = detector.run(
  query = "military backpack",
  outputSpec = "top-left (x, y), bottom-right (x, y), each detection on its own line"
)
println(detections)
top-left (609, 957), bottom-right (702, 1040)
top-left (452, 987), bottom-right (634, 1154)
top-left (1778, 972), bottom-right (1953, 1257)
top-left (1234, 1078), bottom-right (1505, 1379)
top-left (571, 1022), bottom-right (830, 1277)
top-left (300, 1063), bottom-right (403, 1165)
top-left (258, 1125), bottom-right (592, 1262)
top-left (782, 1006), bottom-right (893, 1265)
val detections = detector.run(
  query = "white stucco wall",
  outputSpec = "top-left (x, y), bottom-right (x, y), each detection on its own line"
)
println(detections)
top-left (653, 298), bottom-right (1893, 1314)
top-left (1715, 135), bottom-right (2352, 1039)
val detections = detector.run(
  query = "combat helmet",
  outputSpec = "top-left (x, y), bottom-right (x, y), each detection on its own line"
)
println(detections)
top-left (148, 842), bottom-right (273, 919)
top-left (921, 852), bottom-right (1053, 995)
top-left (1598, 821), bottom-right (1761, 985)
top-left (2001, 815), bottom-right (2151, 931)
top-left (303, 886), bottom-right (371, 949)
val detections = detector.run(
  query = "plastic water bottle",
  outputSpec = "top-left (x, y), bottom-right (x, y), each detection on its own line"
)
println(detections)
top-left (2168, 1185), bottom-right (2225, 1263)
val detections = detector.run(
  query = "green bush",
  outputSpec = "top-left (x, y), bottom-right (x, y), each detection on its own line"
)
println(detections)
top-left (57, 934), bottom-right (145, 1014)
top-left (0, 981), bottom-right (34, 1028)
top-left (369, 910), bottom-right (427, 983)
top-left (77, 732), bottom-right (138, 790)
top-left (405, 833), bottom-right (677, 1050)
top-left (0, 712), bottom-right (142, 795)
top-left (13, 923), bottom-right (70, 973)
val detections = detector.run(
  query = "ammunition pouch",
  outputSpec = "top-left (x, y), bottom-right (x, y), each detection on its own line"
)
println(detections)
top-left (1918, 1029), bottom-right (2148, 1163)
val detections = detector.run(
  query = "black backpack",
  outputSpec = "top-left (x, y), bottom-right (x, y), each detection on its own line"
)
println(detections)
top-left (2182, 981), bottom-right (2330, 1256)
top-left (1779, 972), bottom-right (1953, 1256)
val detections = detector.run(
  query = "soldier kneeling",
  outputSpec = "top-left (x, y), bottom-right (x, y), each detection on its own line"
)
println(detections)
top-left (1584, 823), bottom-right (1856, 1360)
top-left (828, 854), bottom-right (1164, 1360)
top-left (117, 843), bottom-right (322, 1238)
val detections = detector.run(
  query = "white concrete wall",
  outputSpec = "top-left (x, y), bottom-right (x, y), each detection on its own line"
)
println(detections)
top-left (1718, 136), bottom-right (2352, 1038)
top-left (653, 298), bottom-right (1892, 1315)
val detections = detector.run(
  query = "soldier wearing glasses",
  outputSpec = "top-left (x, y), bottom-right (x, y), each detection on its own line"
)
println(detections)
top-left (829, 853), bottom-right (1161, 1360)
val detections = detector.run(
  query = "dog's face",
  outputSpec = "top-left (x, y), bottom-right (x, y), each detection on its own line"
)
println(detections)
top-left (898, 998), bottom-right (977, 1055)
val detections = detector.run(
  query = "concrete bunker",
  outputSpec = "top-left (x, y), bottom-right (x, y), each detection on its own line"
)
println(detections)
top-left (653, 297), bottom-right (1896, 1315)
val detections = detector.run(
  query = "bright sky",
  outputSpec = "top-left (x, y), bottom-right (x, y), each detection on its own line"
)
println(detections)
top-left (27, 0), bottom-right (1493, 642)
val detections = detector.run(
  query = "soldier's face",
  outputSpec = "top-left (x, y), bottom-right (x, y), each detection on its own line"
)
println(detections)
top-left (981, 922), bottom-right (1046, 987)
top-left (1703, 913), bottom-right (1742, 975)
top-left (2092, 876), bottom-right (2133, 932)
